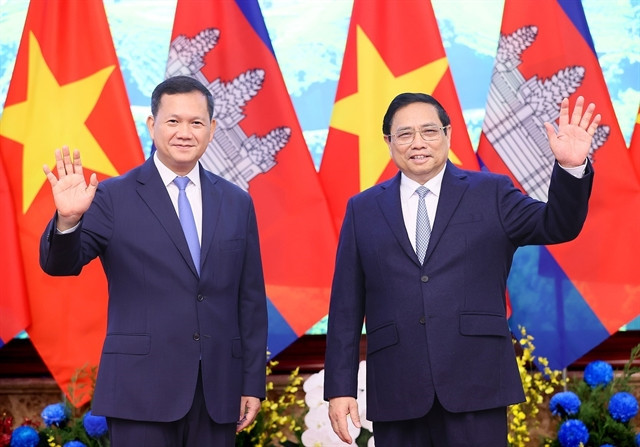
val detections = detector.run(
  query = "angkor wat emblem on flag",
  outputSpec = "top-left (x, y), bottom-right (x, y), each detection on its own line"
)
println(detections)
top-left (482, 25), bottom-right (609, 201)
top-left (165, 28), bottom-right (290, 191)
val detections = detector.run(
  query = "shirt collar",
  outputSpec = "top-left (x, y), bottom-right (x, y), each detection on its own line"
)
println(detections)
top-left (400, 164), bottom-right (446, 200)
top-left (153, 152), bottom-right (201, 188)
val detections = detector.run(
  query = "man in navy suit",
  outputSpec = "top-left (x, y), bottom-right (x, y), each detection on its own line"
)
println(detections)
top-left (324, 92), bottom-right (600, 446)
top-left (40, 76), bottom-right (268, 446)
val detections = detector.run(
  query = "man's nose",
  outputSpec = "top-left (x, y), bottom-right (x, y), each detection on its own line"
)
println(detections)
top-left (176, 122), bottom-right (191, 137)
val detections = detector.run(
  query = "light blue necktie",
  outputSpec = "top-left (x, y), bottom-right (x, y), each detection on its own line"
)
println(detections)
top-left (415, 186), bottom-right (431, 265)
top-left (174, 176), bottom-right (200, 275)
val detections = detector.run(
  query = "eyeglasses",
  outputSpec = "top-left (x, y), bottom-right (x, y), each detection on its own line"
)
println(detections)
top-left (385, 125), bottom-right (449, 145)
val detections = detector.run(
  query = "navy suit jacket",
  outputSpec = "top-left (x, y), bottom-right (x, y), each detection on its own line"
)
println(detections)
top-left (324, 160), bottom-right (593, 421)
top-left (40, 157), bottom-right (268, 423)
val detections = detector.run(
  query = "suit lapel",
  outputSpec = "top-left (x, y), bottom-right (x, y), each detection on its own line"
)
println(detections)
top-left (423, 161), bottom-right (469, 264)
top-left (199, 166), bottom-right (222, 270)
top-left (135, 158), bottom-right (199, 277)
top-left (377, 172), bottom-right (421, 266)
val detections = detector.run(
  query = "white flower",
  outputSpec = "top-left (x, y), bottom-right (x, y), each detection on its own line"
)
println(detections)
top-left (301, 360), bottom-right (374, 446)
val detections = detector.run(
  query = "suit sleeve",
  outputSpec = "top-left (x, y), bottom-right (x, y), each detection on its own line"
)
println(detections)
top-left (238, 198), bottom-right (268, 399)
top-left (499, 160), bottom-right (594, 246)
top-left (40, 184), bottom-right (113, 276)
top-left (324, 198), bottom-right (366, 400)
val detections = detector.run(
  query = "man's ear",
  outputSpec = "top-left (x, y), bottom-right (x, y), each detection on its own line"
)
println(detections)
top-left (146, 115), bottom-right (155, 139)
top-left (209, 119), bottom-right (216, 143)
top-left (383, 135), bottom-right (392, 155)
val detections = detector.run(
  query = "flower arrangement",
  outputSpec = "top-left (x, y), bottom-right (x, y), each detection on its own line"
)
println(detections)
top-left (509, 326), bottom-right (567, 446)
top-left (3, 365), bottom-right (109, 447)
top-left (4, 359), bottom-right (305, 447)
top-left (235, 357), bottom-right (307, 446)
top-left (545, 344), bottom-right (640, 447)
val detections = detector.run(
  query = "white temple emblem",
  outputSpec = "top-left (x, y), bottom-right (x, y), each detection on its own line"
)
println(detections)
top-left (166, 28), bottom-right (290, 191)
top-left (483, 25), bottom-right (608, 201)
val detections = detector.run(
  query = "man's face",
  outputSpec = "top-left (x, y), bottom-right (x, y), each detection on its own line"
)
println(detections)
top-left (385, 102), bottom-right (451, 184)
top-left (146, 91), bottom-right (215, 176)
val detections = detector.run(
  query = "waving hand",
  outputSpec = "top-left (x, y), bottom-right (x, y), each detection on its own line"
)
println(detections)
top-left (544, 96), bottom-right (601, 168)
top-left (43, 146), bottom-right (98, 231)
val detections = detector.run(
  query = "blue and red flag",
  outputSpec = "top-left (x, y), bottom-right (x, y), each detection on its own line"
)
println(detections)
top-left (477, 0), bottom-right (640, 369)
top-left (319, 0), bottom-right (478, 233)
top-left (168, 0), bottom-right (337, 356)
top-left (0, 0), bottom-right (144, 403)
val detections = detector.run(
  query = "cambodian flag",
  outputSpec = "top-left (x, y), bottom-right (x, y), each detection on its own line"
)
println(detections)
top-left (477, 0), bottom-right (640, 369)
top-left (168, 0), bottom-right (337, 356)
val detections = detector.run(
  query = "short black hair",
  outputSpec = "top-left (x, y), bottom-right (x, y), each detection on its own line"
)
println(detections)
top-left (150, 76), bottom-right (214, 120)
top-left (382, 93), bottom-right (450, 136)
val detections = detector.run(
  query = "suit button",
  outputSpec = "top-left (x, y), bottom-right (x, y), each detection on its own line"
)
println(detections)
top-left (193, 333), bottom-right (200, 341)
top-left (197, 294), bottom-right (204, 302)
top-left (421, 275), bottom-right (429, 282)
top-left (419, 316), bottom-right (426, 325)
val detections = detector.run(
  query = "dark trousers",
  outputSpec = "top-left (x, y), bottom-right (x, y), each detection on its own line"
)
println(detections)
top-left (107, 367), bottom-right (236, 447)
top-left (372, 396), bottom-right (507, 447)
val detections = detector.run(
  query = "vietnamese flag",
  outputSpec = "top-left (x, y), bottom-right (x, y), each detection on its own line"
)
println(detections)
top-left (168, 0), bottom-right (337, 355)
top-left (477, 0), bottom-right (640, 369)
top-left (0, 0), bottom-right (144, 404)
top-left (319, 0), bottom-right (478, 232)
top-left (630, 104), bottom-right (640, 180)
top-left (0, 157), bottom-right (29, 347)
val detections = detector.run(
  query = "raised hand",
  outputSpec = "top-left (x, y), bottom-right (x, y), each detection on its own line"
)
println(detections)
top-left (544, 96), bottom-right (601, 168)
top-left (43, 146), bottom-right (98, 231)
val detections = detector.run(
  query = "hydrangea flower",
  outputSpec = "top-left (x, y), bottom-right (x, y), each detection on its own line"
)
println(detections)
top-left (83, 410), bottom-right (108, 438)
top-left (583, 360), bottom-right (614, 388)
top-left (550, 391), bottom-right (581, 416)
top-left (63, 441), bottom-right (87, 447)
top-left (41, 402), bottom-right (67, 427)
top-left (608, 391), bottom-right (639, 423)
top-left (636, 432), bottom-right (640, 446)
top-left (600, 444), bottom-right (615, 447)
top-left (557, 419), bottom-right (589, 447)
top-left (9, 425), bottom-right (39, 447)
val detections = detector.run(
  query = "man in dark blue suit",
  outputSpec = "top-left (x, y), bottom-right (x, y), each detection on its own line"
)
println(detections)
top-left (324, 92), bottom-right (600, 446)
top-left (40, 76), bottom-right (268, 447)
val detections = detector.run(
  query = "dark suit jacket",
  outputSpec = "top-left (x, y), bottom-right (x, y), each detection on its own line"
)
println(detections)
top-left (324, 160), bottom-right (593, 422)
top-left (40, 157), bottom-right (268, 424)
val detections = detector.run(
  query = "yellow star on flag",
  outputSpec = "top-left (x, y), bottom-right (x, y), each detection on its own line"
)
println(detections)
top-left (330, 26), bottom-right (460, 191)
top-left (0, 32), bottom-right (119, 214)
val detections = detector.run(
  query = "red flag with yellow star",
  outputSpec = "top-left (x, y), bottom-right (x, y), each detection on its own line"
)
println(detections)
top-left (0, 0), bottom-right (144, 403)
top-left (319, 0), bottom-right (478, 231)
top-left (0, 157), bottom-right (29, 347)
top-left (630, 104), bottom-right (640, 179)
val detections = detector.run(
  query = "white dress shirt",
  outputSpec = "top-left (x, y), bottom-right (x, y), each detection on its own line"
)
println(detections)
top-left (400, 166), bottom-right (445, 253)
top-left (153, 152), bottom-right (203, 244)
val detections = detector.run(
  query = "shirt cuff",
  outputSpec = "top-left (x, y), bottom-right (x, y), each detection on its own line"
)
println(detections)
top-left (56, 221), bottom-right (80, 234)
top-left (558, 160), bottom-right (587, 178)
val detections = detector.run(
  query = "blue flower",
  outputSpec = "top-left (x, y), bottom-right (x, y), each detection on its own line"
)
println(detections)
top-left (550, 391), bottom-right (581, 416)
top-left (558, 419), bottom-right (589, 447)
top-left (583, 360), bottom-right (614, 388)
top-left (636, 432), bottom-right (640, 446)
top-left (41, 402), bottom-right (67, 426)
top-left (64, 441), bottom-right (87, 447)
top-left (9, 425), bottom-right (39, 447)
top-left (600, 444), bottom-right (615, 447)
top-left (608, 391), bottom-right (639, 423)
top-left (83, 410), bottom-right (108, 438)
